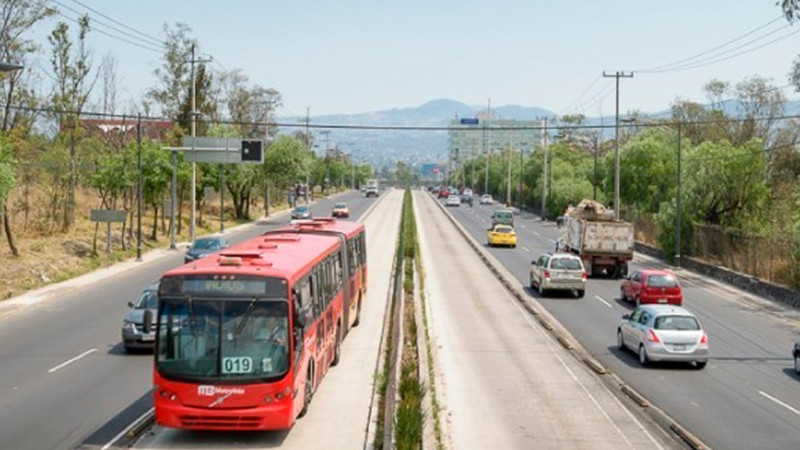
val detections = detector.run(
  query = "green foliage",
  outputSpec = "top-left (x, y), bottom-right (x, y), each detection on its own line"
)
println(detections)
top-left (263, 135), bottom-right (312, 190)
top-left (0, 137), bottom-right (15, 210)
top-left (616, 126), bottom-right (679, 213)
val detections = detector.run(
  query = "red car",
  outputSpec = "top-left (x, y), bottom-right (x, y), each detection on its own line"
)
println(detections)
top-left (438, 188), bottom-right (451, 198)
top-left (620, 269), bottom-right (683, 306)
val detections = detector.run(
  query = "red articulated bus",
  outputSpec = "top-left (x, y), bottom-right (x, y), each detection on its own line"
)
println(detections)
top-left (153, 218), bottom-right (366, 430)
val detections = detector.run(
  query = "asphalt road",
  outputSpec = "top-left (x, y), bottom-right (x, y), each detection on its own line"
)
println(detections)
top-left (442, 195), bottom-right (800, 449)
top-left (415, 192), bottom-right (671, 449)
top-left (0, 190), bottom-right (377, 450)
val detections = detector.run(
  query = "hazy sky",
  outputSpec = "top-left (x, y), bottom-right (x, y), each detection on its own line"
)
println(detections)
top-left (29, 0), bottom-right (800, 118)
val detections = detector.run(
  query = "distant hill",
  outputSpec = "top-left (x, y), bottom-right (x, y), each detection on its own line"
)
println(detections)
top-left (276, 99), bottom-right (557, 169)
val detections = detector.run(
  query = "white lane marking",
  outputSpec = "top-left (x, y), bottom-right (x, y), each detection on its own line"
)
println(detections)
top-left (521, 246), bottom-right (530, 252)
top-left (532, 230), bottom-right (541, 236)
top-left (520, 224), bottom-right (527, 229)
top-left (100, 407), bottom-right (155, 450)
top-left (759, 391), bottom-right (800, 417)
top-left (594, 295), bottom-right (613, 308)
top-left (548, 238), bottom-right (556, 243)
top-left (48, 348), bottom-right (97, 373)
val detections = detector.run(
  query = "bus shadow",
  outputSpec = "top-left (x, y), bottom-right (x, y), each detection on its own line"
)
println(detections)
top-left (75, 389), bottom-right (154, 450)
top-left (158, 429), bottom-right (291, 448)
top-left (107, 341), bottom-right (153, 357)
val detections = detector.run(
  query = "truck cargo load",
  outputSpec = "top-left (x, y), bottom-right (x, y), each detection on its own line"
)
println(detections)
top-left (561, 199), bottom-right (634, 278)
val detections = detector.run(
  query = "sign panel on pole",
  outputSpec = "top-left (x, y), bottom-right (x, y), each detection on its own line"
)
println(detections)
top-left (90, 209), bottom-right (126, 222)
top-left (460, 118), bottom-right (480, 125)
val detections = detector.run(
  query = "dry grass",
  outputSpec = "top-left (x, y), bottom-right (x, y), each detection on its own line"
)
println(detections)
top-left (0, 187), bottom-right (322, 300)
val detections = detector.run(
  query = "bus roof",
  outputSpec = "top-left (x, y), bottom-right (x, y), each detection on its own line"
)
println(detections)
top-left (277, 217), bottom-right (364, 239)
top-left (163, 232), bottom-right (342, 283)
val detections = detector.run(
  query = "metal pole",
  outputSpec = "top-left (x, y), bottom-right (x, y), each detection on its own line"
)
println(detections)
top-left (603, 71), bottom-right (633, 219)
top-left (106, 221), bottom-right (111, 269)
top-left (675, 122), bottom-right (682, 267)
top-left (506, 142), bottom-right (511, 206)
top-left (136, 113), bottom-right (142, 261)
top-left (170, 150), bottom-right (177, 249)
top-left (190, 44), bottom-right (197, 243)
top-left (593, 134), bottom-right (599, 200)
top-left (541, 117), bottom-right (548, 217)
top-left (220, 164), bottom-right (225, 233)
top-left (484, 98), bottom-right (491, 195)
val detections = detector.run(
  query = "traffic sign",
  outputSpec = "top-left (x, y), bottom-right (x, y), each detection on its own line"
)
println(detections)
top-left (179, 137), bottom-right (265, 164)
top-left (460, 118), bottom-right (479, 125)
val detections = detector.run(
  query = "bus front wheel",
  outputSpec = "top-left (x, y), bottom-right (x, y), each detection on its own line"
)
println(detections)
top-left (299, 365), bottom-right (314, 418)
top-left (332, 326), bottom-right (342, 366)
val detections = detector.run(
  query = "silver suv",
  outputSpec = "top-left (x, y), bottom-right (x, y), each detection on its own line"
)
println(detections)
top-left (617, 304), bottom-right (708, 369)
top-left (121, 282), bottom-right (158, 352)
top-left (530, 252), bottom-right (586, 298)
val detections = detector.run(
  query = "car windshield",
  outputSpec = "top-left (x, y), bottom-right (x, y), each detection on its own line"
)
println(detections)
top-left (334, 203), bottom-right (347, 208)
top-left (550, 258), bottom-right (582, 270)
top-left (494, 211), bottom-right (511, 219)
top-left (192, 239), bottom-right (221, 250)
top-left (648, 274), bottom-right (679, 287)
top-left (654, 315), bottom-right (700, 331)
top-left (295, 206), bottom-right (309, 213)
top-left (494, 226), bottom-right (513, 234)
top-left (157, 299), bottom-right (290, 382)
top-left (135, 290), bottom-right (158, 309)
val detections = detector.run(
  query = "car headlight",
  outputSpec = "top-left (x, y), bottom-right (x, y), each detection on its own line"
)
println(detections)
top-left (123, 321), bottom-right (137, 333)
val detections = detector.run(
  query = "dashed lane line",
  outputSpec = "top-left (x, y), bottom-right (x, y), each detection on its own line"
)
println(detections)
top-left (759, 391), bottom-right (800, 417)
top-left (594, 295), bottom-right (613, 308)
top-left (48, 348), bottom-right (97, 373)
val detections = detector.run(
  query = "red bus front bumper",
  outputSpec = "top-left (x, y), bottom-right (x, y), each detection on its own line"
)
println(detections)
top-left (155, 399), bottom-right (294, 431)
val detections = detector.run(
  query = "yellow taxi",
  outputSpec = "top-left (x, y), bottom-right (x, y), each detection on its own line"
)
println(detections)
top-left (487, 224), bottom-right (517, 248)
top-left (332, 202), bottom-right (350, 218)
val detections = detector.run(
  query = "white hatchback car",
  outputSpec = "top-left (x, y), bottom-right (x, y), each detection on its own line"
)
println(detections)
top-left (530, 252), bottom-right (586, 298)
top-left (617, 304), bottom-right (708, 369)
top-left (445, 195), bottom-right (461, 207)
top-left (480, 194), bottom-right (493, 205)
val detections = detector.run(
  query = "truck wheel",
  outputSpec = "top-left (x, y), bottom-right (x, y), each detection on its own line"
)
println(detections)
top-left (584, 260), bottom-right (593, 278)
top-left (612, 263), bottom-right (622, 279)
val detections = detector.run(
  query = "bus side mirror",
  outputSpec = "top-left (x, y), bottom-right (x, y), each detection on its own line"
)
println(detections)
top-left (143, 310), bottom-right (154, 333)
top-left (621, 314), bottom-right (630, 321)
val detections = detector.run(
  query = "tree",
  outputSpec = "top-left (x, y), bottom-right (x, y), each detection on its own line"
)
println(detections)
top-left (0, 136), bottom-right (17, 255)
top-left (148, 23), bottom-right (195, 120)
top-left (48, 15), bottom-right (96, 231)
top-left (263, 135), bottom-right (311, 193)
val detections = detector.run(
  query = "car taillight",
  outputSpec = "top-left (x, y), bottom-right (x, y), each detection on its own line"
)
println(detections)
top-left (646, 329), bottom-right (661, 343)
top-left (581, 271), bottom-right (587, 281)
top-left (699, 332), bottom-right (708, 345)
top-left (543, 270), bottom-right (550, 278)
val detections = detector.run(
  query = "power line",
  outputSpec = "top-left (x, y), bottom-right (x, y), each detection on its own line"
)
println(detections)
top-left (651, 27), bottom-right (800, 73)
top-left (54, 11), bottom-right (163, 54)
top-left (65, 0), bottom-right (164, 47)
top-left (51, 0), bottom-right (165, 51)
top-left (634, 16), bottom-right (786, 73)
top-left (560, 75), bottom-right (601, 114)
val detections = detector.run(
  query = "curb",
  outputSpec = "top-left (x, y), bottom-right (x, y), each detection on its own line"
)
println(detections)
top-left (425, 192), bottom-right (707, 450)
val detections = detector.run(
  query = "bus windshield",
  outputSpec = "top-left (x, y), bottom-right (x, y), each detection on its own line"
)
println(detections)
top-left (156, 299), bottom-right (290, 382)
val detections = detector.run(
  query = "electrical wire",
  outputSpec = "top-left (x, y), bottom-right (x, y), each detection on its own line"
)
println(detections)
top-left (634, 16), bottom-right (786, 73)
top-left (560, 75), bottom-right (601, 115)
top-left (54, 11), bottom-right (163, 54)
top-left (65, 0), bottom-right (165, 47)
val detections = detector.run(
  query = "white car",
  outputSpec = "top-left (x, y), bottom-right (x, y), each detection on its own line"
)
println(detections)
top-left (480, 194), bottom-right (493, 205)
top-left (445, 195), bottom-right (461, 207)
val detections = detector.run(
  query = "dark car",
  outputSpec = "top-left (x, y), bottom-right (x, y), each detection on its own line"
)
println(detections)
top-left (184, 236), bottom-right (230, 263)
top-left (121, 283), bottom-right (158, 352)
top-left (793, 343), bottom-right (800, 375)
top-left (291, 205), bottom-right (312, 220)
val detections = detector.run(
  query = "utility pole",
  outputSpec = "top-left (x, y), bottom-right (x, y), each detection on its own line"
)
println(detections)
top-left (541, 117), bottom-right (548, 217)
top-left (593, 133), bottom-right (599, 200)
top-left (483, 98), bottom-right (491, 195)
top-left (170, 149), bottom-right (177, 249)
top-left (136, 114), bottom-right (142, 261)
top-left (305, 107), bottom-right (311, 202)
top-left (675, 122), bottom-right (683, 267)
top-left (603, 70), bottom-right (634, 220)
top-left (189, 44), bottom-right (212, 243)
top-left (506, 140), bottom-right (512, 206)
top-left (264, 103), bottom-right (270, 216)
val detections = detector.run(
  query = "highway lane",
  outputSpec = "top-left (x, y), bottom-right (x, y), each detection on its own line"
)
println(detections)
top-left (0, 191), bottom-right (375, 450)
top-left (444, 195), bottom-right (800, 449)
top-left (415, 192), bottom-right (672, 449)
top-left (134, 188), bottom-right (403, 449)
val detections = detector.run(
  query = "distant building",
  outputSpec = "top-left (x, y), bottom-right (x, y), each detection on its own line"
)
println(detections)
top-left (421, 163), bottom-right (445, 182)
top-left (80, 118), bottom-right (174, 141)
top-left (448, 115), bottom-right (543, 176)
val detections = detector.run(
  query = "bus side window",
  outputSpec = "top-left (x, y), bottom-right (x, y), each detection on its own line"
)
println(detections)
top-left (360, 232), bottom-right (366, 266)
top-left (334, 252), bottom-right (342, 291)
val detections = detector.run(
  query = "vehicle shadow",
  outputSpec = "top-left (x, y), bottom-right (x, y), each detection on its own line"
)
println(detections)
top-left (107, 341), bottom-right (152, 357)
top-left (782, 367), bottom-right (800, 381)
top-left (156, 429), bottom-right (291, 448)
top-left (606, 345), bottom-right (705, 371)
top-left (522, 285), bottom-right (582, 300)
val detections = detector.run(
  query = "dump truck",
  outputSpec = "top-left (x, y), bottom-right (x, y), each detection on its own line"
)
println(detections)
top-left (560, 200), bottom-right (634, 278)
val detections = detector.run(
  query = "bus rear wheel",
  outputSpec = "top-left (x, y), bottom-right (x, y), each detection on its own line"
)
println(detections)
top-left (352, 298), bottom-right (362, 327)
top-left (332, 326), bottom-right (342, 366)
